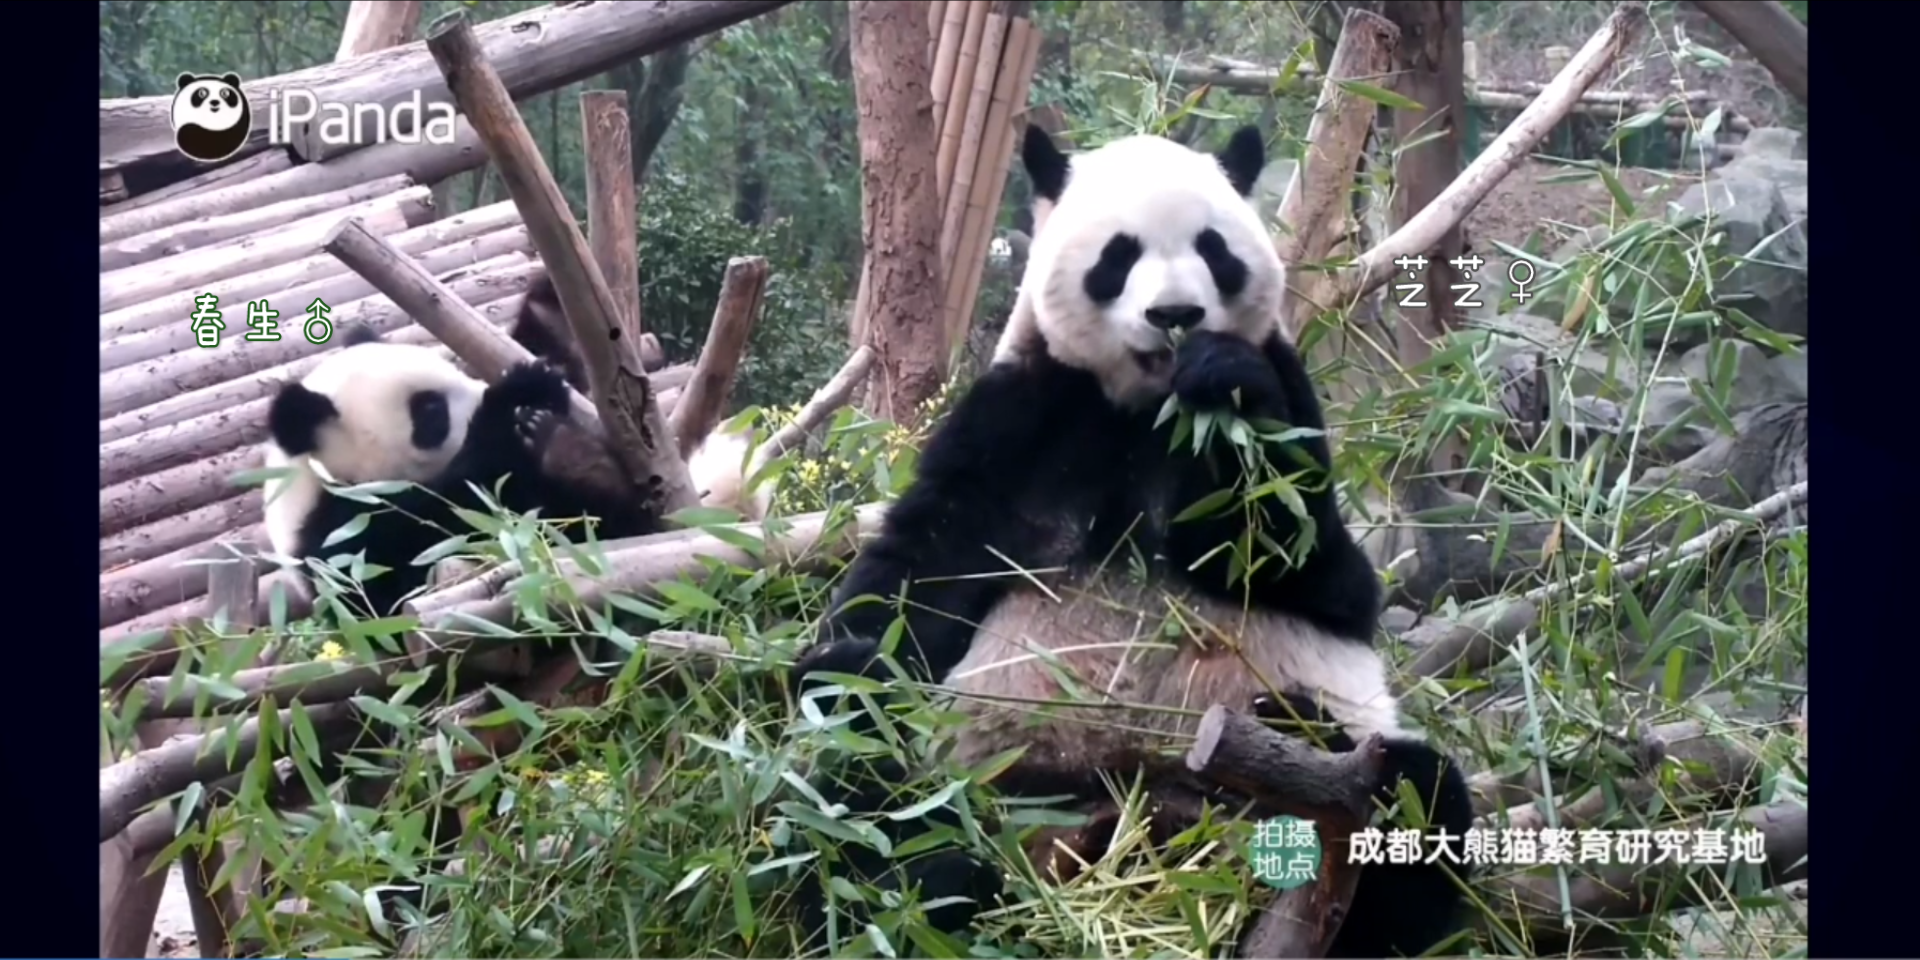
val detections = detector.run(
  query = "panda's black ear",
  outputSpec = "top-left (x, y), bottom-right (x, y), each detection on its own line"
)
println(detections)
top-left (1022, 124), bottom-right (1070, 203)
top-left (220, 73), bottom-right (242, 90)
top-left (1215, 125), bottom-right (1265, 198)
top-left (176, 73), bottom-right (198, 91)
top-left (268, 383), bottom-right (339, 457)
top-left (340, 322), bottom-right (382, 347)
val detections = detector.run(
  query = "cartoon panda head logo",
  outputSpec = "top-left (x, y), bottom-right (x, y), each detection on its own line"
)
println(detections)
top-left (170, 72), bottom-right (253, 163)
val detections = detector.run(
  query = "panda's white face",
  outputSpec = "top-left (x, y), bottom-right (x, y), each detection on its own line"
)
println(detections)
top-left (297, 342), bottom-right (487, 484)
top-left (262, 342), bottom-right (487, 558)
top-left (998, 128), bottom-right (1286, 405)
top-left (171, 77), bottom-right (245, 133)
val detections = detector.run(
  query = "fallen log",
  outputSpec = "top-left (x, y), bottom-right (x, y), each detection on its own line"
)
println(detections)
top-left (100, 198), bottom-right (524, 342)
top-left (99, 446), bottom-right (261, 539)
top-left (1408, 480), bottom-right (1809, 680)
top-left (404, 502), bottom-right (888, 664)
top-left (99, 186), bottom-right (435, 313)
top-left (101, 523), bottom-right (264, 627)
top-left (100, 258), bottom-right (540, 419)
top-left (101, 224), bottom-right (533, 373)
top-left (99, 123), bottom-right (481, 246)
top-left (1184, 705), bottom-right (1383, 958)
top-left (99, 253), bottom-right (531, 488)
top-left (100, 0), bottom-right (792, 179)
top-left (101, 147), bottom-right (295, 219)
top-left (425, 10), bottom-right (696, 512)
top-left (99, 701), bottom-right (357, 843)
top-left (102, 291), bottom-right (524, 443)
top-left (100, 174), bottom-right (416, 273)
top-left (100, 493), bottom-right (262, 575)
top-left (670, 256), bottom-right (768, 456)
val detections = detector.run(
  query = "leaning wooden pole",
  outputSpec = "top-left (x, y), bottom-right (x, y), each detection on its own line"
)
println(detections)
top-left (580, 90), bottom-right (648, 365)
top-left (425, 11), bottom-right (697, 514)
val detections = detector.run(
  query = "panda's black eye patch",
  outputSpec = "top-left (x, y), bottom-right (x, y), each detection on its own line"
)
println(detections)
top-left (1194, 228), bottom-right (1249, 300)
top-left (220, 88), bottom-right (238, 107)
top-left (191, 89), bottom-right (209, 107)
top-left (1084, 234), bottom-right (1143, 304)
top-left (409, 390), bottom-right (452, 450)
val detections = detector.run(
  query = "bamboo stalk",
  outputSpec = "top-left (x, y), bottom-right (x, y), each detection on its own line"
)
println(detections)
top-left (928, 1), bottom-right (968, 141)
top-left (935, 1), bottom-right (990, 205)
top-left (926, 0), bottom-right (948, 69)
top-left (949, 18), bottom-right (1039, 352)
top-left (939, 11), bottom-right (1008, 267)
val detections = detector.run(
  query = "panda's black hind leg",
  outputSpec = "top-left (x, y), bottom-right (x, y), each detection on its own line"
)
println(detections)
top-left (790, 756), bottom-right (1003, 946)
top-left (1324, 738), bottom-right (1476, 958)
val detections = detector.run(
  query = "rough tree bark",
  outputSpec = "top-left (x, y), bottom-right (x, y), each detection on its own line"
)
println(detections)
top-left (848, 0), bottom-right (948, 428)
top-left (1380, 0), bottom-right (1471, 485)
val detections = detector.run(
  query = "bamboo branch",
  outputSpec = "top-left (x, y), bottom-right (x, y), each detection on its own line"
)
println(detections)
top-left (1487, 801), bottom-right (1806, 949)
top-left (403, 502), bottom-right (888, 664)
top-left (1410, 480), bottom-right (1807, 679)
top-left (749, 345), bottom-right (876, 477)
top-left (1343, 2), bottom-right (1650, 302)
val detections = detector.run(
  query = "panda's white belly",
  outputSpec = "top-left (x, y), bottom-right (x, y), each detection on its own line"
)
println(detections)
top-left (940, 571), bottom-right (1411, 775)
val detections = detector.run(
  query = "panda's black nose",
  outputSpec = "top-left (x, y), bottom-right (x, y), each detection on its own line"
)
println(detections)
top-left (1145, 305), bottom-right (1206, 330)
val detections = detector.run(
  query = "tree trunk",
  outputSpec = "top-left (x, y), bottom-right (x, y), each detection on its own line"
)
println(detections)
top-left (1380, 0), bottom-right (1470, 483)
top-left (848, 0), bottom-right (947, 427)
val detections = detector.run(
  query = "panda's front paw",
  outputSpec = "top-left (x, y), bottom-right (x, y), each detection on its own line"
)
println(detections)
top-left (1172, 331), bottom-right (1280, 413)
top-left (789, 635), bottom-right (890, 700)
top-left (490, 361), bottom-right (572, 416)
top-left (514, 406), bottom-right (562, 458)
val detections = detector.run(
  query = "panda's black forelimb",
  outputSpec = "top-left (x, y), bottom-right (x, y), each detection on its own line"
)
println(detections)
top-left (1249, 691), bottom-right (1477, 958)
top-left (792, 356), bottom-right (1112, 699)
top-left (1160, 330), bottom-right (1380, 643)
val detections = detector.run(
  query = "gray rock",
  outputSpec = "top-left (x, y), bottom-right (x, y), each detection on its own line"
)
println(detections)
top-left (1674, 168), bottom-right (1804, 341)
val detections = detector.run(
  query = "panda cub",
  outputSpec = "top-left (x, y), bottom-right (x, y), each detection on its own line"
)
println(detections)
top-left (787, 126), bottom-right (1475, 958)
top-left (263, 325), bottom-right (683, 618)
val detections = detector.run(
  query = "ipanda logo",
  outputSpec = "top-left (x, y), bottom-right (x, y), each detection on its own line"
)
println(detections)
top-left (169, 72), bottom-right (252, 163)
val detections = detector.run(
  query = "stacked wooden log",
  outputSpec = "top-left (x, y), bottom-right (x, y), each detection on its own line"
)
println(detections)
top-left (97, 135), bottom-right (541, 639)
